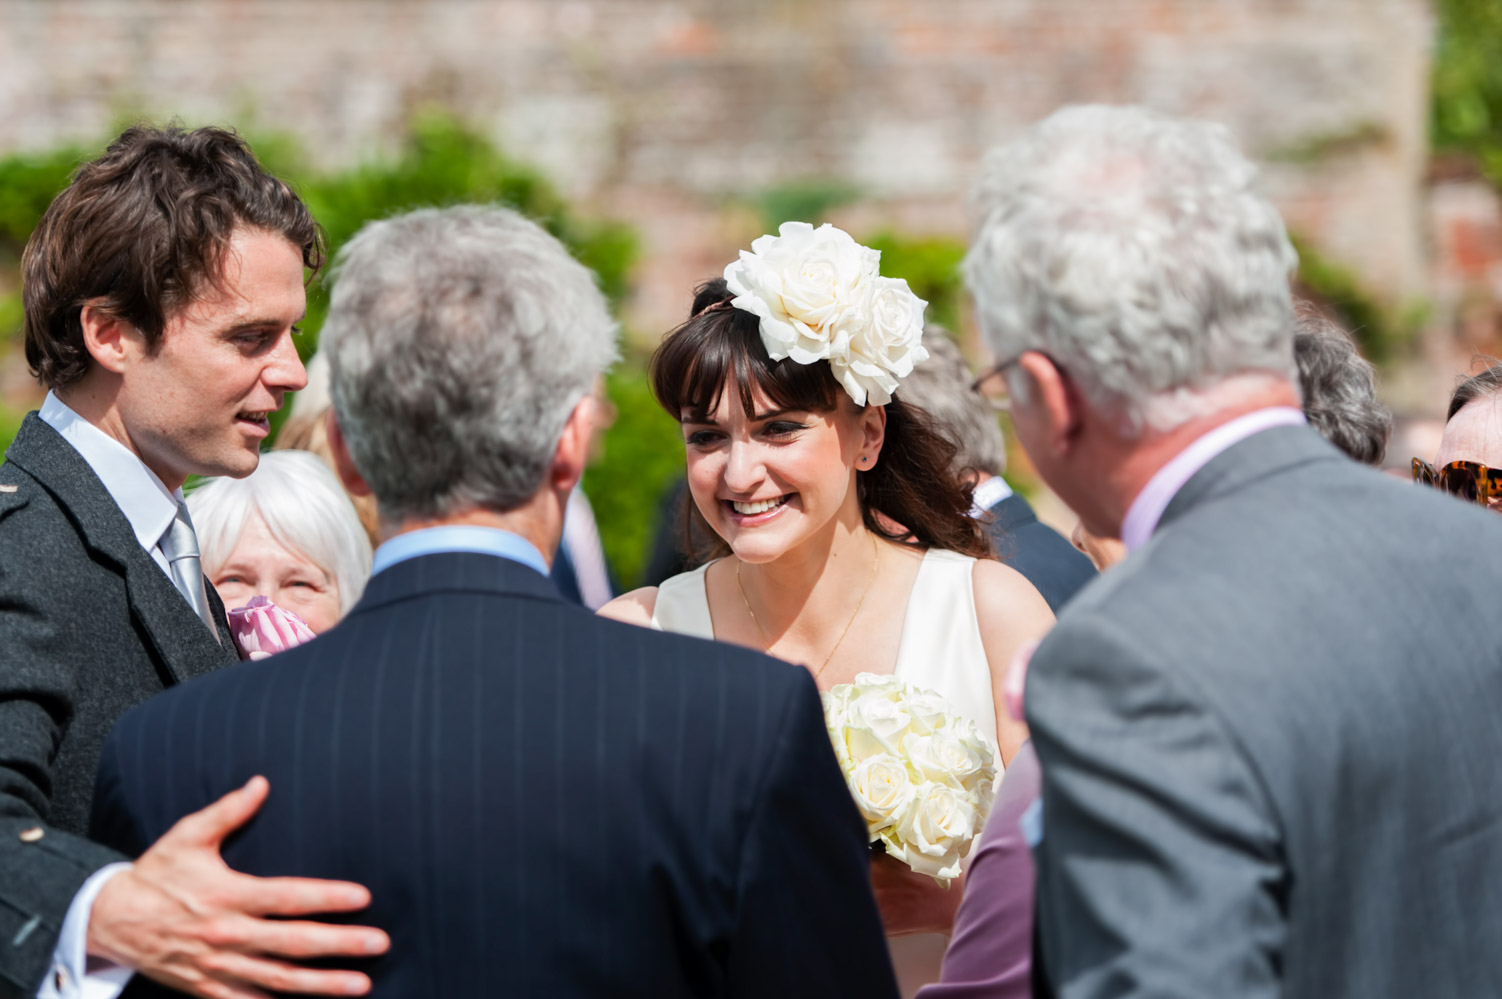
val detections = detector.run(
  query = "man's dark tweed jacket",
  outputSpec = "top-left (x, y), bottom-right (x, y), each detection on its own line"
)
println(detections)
top-left (0, 415), bottom-right (236, 997)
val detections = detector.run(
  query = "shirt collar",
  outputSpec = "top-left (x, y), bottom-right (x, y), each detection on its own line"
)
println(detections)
top-left (371, 525), bottom-right (550, 578)
top-left (969, 475), bottom-right (1015, 516)
top-left (38, 391), bottom-right (181, 553)
top-left (1120, 407), bottom-right (1307, 552)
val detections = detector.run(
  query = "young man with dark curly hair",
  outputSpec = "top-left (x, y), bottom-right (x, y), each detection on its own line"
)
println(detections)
top-left (0, 125), bottom-right (387, 999)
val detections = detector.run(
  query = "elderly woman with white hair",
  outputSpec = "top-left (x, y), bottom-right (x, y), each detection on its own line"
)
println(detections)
top-left (188, 449), bottom-right (372, 652)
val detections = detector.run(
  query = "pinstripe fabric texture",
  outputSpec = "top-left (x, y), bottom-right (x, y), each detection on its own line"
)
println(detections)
top-left (1027, 425), bottom-right (1502, 998)
top-left (92, 552), bottom-right (897, 998)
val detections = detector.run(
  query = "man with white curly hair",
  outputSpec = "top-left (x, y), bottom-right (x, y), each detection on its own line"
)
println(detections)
top-left (964, 105), bottom-right (1502, 998)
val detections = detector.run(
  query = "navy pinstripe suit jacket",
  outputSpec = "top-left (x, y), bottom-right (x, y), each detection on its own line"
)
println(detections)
top-left (91, 552), bottom-right (896, 998)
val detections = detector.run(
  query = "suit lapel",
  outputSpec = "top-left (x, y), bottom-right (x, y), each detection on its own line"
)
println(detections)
top-left (1156, 424), bottom-right (1343, 539)
top-left (5, 415), bottom-right (236, 683)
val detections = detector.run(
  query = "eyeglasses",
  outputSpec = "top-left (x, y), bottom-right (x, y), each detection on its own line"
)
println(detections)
top-left (970, 355), bottom-right (1021, 411)
top-left (970, 351), bottom-right (1058, 413)
top-left (1411, 458), bottom-right (1502, 505)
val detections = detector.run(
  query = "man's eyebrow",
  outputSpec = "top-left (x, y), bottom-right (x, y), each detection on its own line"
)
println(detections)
top-left (221, 312), bottom-right (307, 334)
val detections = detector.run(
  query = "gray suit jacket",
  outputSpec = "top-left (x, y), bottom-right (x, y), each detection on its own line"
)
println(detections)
top-left (1027, 425), bottom-right (1502, 999)
top-left (0, 415), bottom-right (236, 997)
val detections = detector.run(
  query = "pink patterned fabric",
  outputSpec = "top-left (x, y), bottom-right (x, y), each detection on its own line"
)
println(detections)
top-left (227, 596), bottom-right (315, 660)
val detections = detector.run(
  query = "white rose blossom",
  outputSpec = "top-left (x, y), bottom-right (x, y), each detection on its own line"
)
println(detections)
top-left (849, 754), bottom-right (918, 833)
top-left (822, 672), bottom-right (998, 881)
top-left (723, 222), bottom-right (929, 407)
top-left (896, 783), bottom-right (979, 880)
top-left (902, 731), bottom-right (986, 789)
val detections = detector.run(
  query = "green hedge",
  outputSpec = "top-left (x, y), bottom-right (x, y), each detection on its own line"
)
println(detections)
top-left (583, 360), bottom-right (686, 589)
top-left (1432, 0), bottom-right (1502, 184)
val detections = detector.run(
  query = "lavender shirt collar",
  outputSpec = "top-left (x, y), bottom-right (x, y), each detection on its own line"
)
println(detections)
top-left (1119, 407), bottom-right (1306, 552)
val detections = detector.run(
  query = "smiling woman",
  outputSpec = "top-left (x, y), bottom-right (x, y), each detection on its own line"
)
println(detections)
top-left (187, 449), bottom-right (372, 636)
top-left (598, 223), bottom-right (1056, 998)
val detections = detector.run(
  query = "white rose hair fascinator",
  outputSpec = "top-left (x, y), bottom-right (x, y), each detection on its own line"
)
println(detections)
top-left (722, 222), bottom-right (930, 407)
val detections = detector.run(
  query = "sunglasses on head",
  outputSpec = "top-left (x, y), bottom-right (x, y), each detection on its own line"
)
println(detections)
top-left (1411, 458), bottom-right (1502, 505)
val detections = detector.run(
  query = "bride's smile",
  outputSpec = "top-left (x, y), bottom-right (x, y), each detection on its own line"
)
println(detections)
top-left (682, 381), bottom-right (883, 566)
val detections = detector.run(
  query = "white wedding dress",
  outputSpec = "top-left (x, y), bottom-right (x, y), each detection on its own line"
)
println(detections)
top-left (651, 548), bottom-right (1000, 997)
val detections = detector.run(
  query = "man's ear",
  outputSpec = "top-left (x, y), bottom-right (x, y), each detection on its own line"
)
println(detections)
top-left (325, 409), bottom-right (372, 497)
top-left (549, 396), bottom-right (595, 494)
top-left (79, 303), bottom-right (140, 375)
top-left (1016, 351), bottom-right (1084, 455)
top-left (856, 400), bottom-right (889, 469)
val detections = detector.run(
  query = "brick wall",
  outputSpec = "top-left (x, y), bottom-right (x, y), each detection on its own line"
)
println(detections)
top-left (0, 0), bottom-right (1435, 344)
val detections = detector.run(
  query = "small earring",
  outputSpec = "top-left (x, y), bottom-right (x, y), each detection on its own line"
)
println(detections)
top-left (858, 455), bottom-right (870, 465)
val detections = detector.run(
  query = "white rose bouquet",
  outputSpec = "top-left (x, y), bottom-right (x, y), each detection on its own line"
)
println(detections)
top-left (822, 672), bottom-right (997, 881)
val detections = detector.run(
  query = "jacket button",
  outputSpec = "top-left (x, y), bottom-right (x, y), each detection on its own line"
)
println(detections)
top-left (19, 826), bottom-right (43, 843)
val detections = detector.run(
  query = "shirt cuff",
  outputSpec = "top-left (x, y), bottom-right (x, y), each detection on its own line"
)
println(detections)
top-left (36, 862), bottom-right (136, 999)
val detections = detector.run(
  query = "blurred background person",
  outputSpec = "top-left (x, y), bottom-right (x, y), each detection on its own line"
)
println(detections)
top-left (276, 350), bottom-right (382, 545)
top-left (551, 375), bottom-right (620, 609)
top-left (1293, 307), bottom-right (1393, 467)
top-left (1414, 362), bottom-right (1502, 510)
top-left (898, 329), bottom-right (1095, 612)
top-left (189, 449), bottom-right (372, 637)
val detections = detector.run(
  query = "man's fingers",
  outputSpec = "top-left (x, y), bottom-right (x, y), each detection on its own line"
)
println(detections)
top-left (227, 873), bottom-right (376, 918)
top-left (197, 951), bottom-right (372, 997)
top-left (182, 974), bottom-right (272, 999)
top-left (220, 916), bottom-right (390, 961)
top-left (165, 776), bottom-right (271, 848)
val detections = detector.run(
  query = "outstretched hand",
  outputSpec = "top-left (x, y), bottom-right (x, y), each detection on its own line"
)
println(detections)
top-left (87, 776), bottom-right (390, 999)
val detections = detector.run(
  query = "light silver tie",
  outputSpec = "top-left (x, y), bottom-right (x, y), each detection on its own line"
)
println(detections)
top-left (160, 500), bottom-right (220, 642)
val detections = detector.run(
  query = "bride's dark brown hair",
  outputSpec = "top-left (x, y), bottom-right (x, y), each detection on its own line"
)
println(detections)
top-left (651, 278), bottom-right (991, 564)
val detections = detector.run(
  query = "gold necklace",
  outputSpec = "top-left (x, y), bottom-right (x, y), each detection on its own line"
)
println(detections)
top-left (735, 533), bottom-right (880, 679)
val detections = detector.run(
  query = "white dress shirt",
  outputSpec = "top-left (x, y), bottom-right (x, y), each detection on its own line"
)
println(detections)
top-left (34, 391), bottom-right (183, 999)
top-left (969, 474), bottom-right (1015, 517)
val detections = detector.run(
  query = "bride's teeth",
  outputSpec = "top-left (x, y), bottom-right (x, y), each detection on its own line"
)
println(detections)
top-left (733, 496), bottom-right (783, 515)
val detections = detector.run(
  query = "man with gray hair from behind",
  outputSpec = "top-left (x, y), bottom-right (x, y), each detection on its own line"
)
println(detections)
top-left (965, 105), bottom-right (1502, 999)
top-left (90, 206), bottom-right (896, 997)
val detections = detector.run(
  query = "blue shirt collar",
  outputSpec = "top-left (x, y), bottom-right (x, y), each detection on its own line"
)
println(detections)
top-left (371, 525), bottom-right (550, 578)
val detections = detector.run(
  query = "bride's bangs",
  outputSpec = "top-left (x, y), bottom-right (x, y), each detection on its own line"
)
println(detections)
top-left (651, 305), bottom-right (841, 424)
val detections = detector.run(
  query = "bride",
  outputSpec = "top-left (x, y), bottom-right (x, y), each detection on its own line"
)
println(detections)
top-left (600, 222), bottom-right (1054, 995)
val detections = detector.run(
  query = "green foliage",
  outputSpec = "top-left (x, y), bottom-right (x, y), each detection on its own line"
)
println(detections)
top-left (0, 145), bottom-right (88, 265)
top-left (1292, 234), bottom-right (1420, 362)
top-left (864, 232), bottom-right (967, 334)
top-left (0, 401), bottom-right (22, 449)
top-left (279, 113), bottom-right (637, 360)
top-left (1432, 0), bottom-right (1502, 183)
top-left (752, 179), bottom-right (861, 233)
top-left (1265, 121), bottom-right (1390, 165)
top-left (0, 144), bottom-right (92, 347)
top-left (583, 360), bottom-right (685, 589)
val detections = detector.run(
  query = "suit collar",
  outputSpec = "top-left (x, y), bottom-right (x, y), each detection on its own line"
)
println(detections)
top-left (1121, 407), bottom-right (1306, 551)
top-left (38, 390), bottom-right (180, 556)
top-left (987, 492), bottom-right (1039, 533)
top-left (1156, 423), bottom-right (1344, 537)
top-left (5, 414), bottom-right (236, 681)
top-left (350, 550), bottom-right (565, 617)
